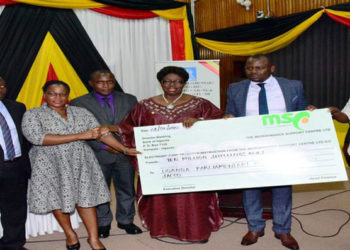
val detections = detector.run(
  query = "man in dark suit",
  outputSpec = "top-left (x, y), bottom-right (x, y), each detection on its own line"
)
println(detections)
top-left (0, 77), bottom-right (30, 250)
top-left (71, 70), bottom-right (141, 237)
top-left (225, 55), bottom-right (314, 250)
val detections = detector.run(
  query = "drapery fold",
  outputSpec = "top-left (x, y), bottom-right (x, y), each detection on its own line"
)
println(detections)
top-left (154, 6), bottom-right (194, 60)
top-left (74, 9), bottom-right (172, 100)
top-left (0, 5), bottom-right (55, 99)
top-left (91, 4), bottom-right (195, 60)
top-left (11, 0), bottom-right (106, 8)
top-left (269, 14), bottom-right (350, 108)
top-left (195, 3), bottom-right (350, 56)
top-left (49, 8), bottom-right (116, 90)
top-left (169, 20), bottom-right (185, 60)
top-left (2, 0), bottom-right (184, 9)
top-left (0, 0), bottom-right (15, 5)
top-left (91, 6), bottom-right (157, 19)
top-left (196, 9), bottom-right (320, 42)
top-left (196, 10), bottom-right (323, 56)
top-left (17, 32), bottom-right (89, 109)
top-left (93, 0), bottom-right (183, 10)
top-left (326, 9), bottom-right (350, 27)
top-left (0, 0), bottom-right (196, 105)
top-left (0, 4), bottom-right (119, 105)
top-left (0, 0), bottom-right (196, 60)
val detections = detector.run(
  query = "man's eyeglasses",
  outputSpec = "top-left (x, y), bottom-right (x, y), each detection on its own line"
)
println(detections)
top-left (161, 79), bottom-right (185, 85)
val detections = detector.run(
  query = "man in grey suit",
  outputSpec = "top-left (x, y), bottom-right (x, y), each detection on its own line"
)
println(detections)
top-left (225, 55), bottom-right (314, 250)
top-left (71, 70), bottom-right (141, 237)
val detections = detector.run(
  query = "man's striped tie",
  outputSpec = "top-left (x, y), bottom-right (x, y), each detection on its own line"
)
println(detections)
top-left (0, 112), bottom-right (15, 160)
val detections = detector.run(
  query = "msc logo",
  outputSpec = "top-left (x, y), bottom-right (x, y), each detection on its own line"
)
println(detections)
top-left (262, 111), bottom-right (310, 130)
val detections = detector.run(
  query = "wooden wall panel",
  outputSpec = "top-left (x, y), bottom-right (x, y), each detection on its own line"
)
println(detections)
top-left (195, 0), bottom-right (350, 33)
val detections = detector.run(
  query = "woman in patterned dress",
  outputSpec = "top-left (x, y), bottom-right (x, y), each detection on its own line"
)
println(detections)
top-left (117, 66), bottom-right (224, 243)
top-left (22, 80), bottom-right (138, 250)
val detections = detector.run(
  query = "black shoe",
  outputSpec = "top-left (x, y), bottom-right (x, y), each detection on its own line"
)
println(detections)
top-left (87, 238), bottom-right (106, 250)
top-left (98, 225), bottom-right (111, 238)
top-left (198, 239), bottom-right (209, 244)
top-left (117, 223), bottom-right (142, 234)
top-left (66, 241), bottom-right (80, 250)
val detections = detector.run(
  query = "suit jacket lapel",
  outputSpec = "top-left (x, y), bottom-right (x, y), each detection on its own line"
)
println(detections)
top-left (112, 92), bottom-right (120, 124)
top-left (276, 77), bottom-right (292, 112)
top-left (113, 91), bottom-right (126, 124)
top-left (240, 80), bottom-right (250, 116)
top-left (88, 93), bottom-right (112, 122)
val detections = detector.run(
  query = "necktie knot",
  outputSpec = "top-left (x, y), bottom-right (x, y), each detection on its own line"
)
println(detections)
top-left (103, 97), bottom-right (110, 105)
top-left (257, 83), bottom-right (265, 88)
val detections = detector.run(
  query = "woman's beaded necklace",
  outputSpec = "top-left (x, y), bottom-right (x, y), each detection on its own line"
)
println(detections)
top-left (162, 93), bottom-right (184, 109)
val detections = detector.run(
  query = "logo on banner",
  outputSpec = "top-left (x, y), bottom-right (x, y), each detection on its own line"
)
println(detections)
top-left (185, 67), bottom-right (197, 81)
top-left (262, 111), bottom-right (310, 130)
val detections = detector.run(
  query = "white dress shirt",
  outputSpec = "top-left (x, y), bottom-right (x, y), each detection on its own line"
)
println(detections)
top-left (246, 75), bottom-right (286, 116)
top-left (0, 101), bottom-right (21, 160)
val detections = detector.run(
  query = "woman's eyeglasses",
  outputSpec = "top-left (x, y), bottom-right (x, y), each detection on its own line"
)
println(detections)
top-left (46, 92), bottom-right (68, 97)
top-left (161, 79), bottom-right (185, 85)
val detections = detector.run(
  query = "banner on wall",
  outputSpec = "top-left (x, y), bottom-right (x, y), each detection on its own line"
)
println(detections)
top-left (155, 60), bottom-right (220, 108)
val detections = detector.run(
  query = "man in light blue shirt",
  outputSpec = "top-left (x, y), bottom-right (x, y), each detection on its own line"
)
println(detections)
top-left (226, 55), bottom-right (314, 250)
top-left (0, 77), bottom-right (31, 250)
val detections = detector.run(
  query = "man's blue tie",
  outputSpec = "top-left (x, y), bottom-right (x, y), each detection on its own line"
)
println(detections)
top-left (0, 112), bottom-right (15, 160)
top-left (257, 83), bottom-right (269, 115)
